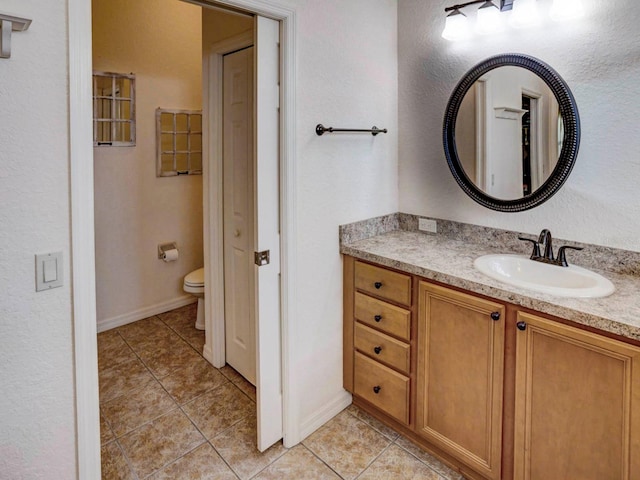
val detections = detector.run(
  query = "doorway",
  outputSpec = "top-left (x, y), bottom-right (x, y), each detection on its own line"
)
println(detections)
top-left (69, 0), bottom-right (297, 476)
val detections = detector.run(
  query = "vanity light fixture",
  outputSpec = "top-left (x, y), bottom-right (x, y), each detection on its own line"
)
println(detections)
top-left (0, 12), bottom-right (32, 59)
top-left (442, 0), bottom-right (584, 40)
top-left (476, 1), bottom-right (504, 35)
top-left (442, 8), bottom-right (470, 41)
top-left (509, 0), bottom-right (541, 28)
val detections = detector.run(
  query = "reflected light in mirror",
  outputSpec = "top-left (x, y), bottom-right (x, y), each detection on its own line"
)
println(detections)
top-left (510, 0), bottom-right (541, 28)
top-left (550, 0), bottom-right (585, 22)
top-left (442, 9), bottom-right (470, 41)
top-left (476, 1), bottom-right (503, 35)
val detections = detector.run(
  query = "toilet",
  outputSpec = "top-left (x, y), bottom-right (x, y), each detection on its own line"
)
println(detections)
top-left (183, 267), bottom-right (205, 330)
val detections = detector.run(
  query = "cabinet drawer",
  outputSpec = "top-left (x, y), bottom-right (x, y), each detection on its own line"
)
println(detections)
top-left (355, 261), bottom-right (411, 306)
top-left (354, 352), bottom-right (410, 425)
top-left (355, 292), bottom-right (411, 341)
top-left (355, 322), bottom-right (410, 374)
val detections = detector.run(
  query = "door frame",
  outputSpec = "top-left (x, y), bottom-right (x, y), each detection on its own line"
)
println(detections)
top-left (68, 0), bottom-right (298, 477)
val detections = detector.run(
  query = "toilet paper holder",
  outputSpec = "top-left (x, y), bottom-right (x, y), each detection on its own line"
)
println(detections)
top-left (158, 242), bottom-right (178, 259)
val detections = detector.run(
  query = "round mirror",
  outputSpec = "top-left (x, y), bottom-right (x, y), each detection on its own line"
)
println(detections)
top-left (443, 54), bottom-right (580, 212)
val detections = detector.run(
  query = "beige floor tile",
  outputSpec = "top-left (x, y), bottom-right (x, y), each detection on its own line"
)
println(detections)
top-left (253, 444), bottom-right (340, 480)
top-left (219, 365), bottom-right (257, 402)
top-left (346, 404), bottom-right (400, 441)
top-left (183, 382), bottom-right (255, 440)
top-left (101, 381), bottom-right (178, 437)
top-left (99, 358), bottom-right (155, 403)
top-left (212, 415), bottom-right (287, 479)
top-left (100, 410), bottom-right (115, 445)
top-left (158, 303), bottom-right (197, 331)
top-left (303, 410), bottom-right (391, 480)
top-left (101, 441), bottom-right (135, 480)
top-left (159, 303), bottom-right (205, 351)
top-left (117, 316), bottom-right (176, 351)
top-left (136, 335), bottom-right (203, 378)
top-left (149, 443), bottom-right (238, 480)
top-left (358, 444), bottom-right (443, 479)
top-left (159, 357), bottom-right (229, 405)
top-left (97, 330), bottom-right (137, 373)
top-left (395, 436), bottom-right (467, 480)
top-left (119, 409), bottom-right (205, 479)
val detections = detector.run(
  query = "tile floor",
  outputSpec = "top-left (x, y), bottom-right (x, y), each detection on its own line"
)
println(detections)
top-left (99, 304), bottom-right (466, 479)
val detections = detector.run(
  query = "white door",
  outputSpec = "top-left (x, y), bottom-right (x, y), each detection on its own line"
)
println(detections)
top-left (223, 46), bottom-right (256, 385)
top-left (254, 15), bottom-right (282, 452)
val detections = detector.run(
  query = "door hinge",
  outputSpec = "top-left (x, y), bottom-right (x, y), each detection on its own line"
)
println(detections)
top-left (254, 250), bottom-right (270, 266)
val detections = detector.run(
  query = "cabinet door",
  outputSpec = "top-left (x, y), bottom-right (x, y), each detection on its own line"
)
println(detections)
top-left (514, 312), bottom-right (640, 480)
top-left (416, 282), bottom-right (505, 480)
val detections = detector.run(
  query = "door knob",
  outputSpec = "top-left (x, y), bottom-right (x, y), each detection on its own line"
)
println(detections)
top-left (373, 386), bottom-right (381, 394)
top-left (234, 230), bottom-right (241, 237)
top-left (491, 311), bottom-right (501, 321)
top-left (374, 282), bottom-right (383, 289)
top-left (374, 315), bottom-right (382, 322)
top-left (374, 346), bottom-right (382, 355)
top-left (517, 321), bottom-right (527, 331)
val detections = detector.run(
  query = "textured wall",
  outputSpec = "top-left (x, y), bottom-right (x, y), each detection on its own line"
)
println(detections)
top-left (0, 1), bottom-right (77, 478)
top-left (398, 0), bottom-right (640, 250)
top-left (293, 0), bottom-right (399, 427)
top-left (92, 0), bottom-right (204, 326)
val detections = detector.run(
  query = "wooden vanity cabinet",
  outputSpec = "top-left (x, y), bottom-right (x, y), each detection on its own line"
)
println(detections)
top-left (513, 311), bottom-right (640, 480)
top-left (346, 259), bottom-right (413, 426)
top-left (416, 282), bottom-right (505, 480)
top-left (344, 256), bottom-right (640, 480)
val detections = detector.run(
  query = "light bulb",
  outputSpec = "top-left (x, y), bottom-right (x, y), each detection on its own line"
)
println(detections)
top-left (550, 0), bottom-right (585, 22)
top-left (476, 1), bottom-right (503, 35)
top-left (510, 0), bottom-right (540, 28)
top-left (442, 9), bottom-right (469, 41)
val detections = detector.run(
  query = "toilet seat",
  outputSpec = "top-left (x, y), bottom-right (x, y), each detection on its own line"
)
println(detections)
top-left (184, 267), bottom-right (204, 288)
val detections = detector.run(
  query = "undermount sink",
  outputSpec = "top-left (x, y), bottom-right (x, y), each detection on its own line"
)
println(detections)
top-left (474, 254), bottom-right (615, 298)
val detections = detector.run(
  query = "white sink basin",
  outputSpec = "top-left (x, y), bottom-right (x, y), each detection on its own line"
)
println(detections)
top-left (474, 254), bottom-right (615, 298)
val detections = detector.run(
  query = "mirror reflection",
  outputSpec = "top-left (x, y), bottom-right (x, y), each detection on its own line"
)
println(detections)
top-left (455, 66), bottom-right (564, 200)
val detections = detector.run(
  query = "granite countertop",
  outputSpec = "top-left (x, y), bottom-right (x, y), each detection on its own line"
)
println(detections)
top-left (341, 227), bottom-right (640, 343)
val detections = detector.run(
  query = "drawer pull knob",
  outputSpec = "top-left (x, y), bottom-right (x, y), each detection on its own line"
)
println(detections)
top-left (374, 346), bottom-right (382, 355)
top-left (490, 311), bottom-right (501, 321)
top-left (374, 315), bottom-right (382, 322)
top-left (373, 385), bottom-right (381, 394)
top-left (374, 282), bottom-right (383, 289)
top-left (517, 321), bottom-right (527, 331)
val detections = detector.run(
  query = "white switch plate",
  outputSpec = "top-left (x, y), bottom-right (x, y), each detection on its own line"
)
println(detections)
top-left (35, 252), bottom-right (63, 292)
top-left (418, 218), bottom-right (437, 233)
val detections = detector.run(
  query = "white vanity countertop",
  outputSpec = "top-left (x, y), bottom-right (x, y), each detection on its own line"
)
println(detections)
top-left (341, 229), bottom-right (640, 342)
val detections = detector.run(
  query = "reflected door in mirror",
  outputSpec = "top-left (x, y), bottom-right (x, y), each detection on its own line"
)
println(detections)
top-left (455, 66), bottom-right (561, 201)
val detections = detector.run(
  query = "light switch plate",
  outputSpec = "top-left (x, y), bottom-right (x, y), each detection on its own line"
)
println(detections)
top-left (35, 252), bottom-right (63, 291)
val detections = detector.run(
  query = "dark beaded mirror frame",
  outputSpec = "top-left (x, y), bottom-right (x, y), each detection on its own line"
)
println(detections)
top-left (443, 53), bottom-right (580, 212)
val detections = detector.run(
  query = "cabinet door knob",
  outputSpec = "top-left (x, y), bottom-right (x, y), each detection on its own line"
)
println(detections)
top-left (517, 321), bottom-right (527, 331)
top-left (374, 315), bottom-right (382, 322)
top-left (374, 346), bottom-right (382, 355)
top-left (373, 385), bottom-right (381, 394)
top-left (374, 282), bottom-right (383, 289)
top-left (490, 311), bottom-right (501, 321)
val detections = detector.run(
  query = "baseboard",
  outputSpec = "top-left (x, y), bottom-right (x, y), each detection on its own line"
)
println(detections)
top-left (97, 295), bottom-right (197, 333)
top-left (298, 390), bottom-right (353, 442)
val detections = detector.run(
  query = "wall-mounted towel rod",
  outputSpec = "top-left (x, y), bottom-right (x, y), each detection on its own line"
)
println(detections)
top-left (315, 124), bottom-right (388, 136)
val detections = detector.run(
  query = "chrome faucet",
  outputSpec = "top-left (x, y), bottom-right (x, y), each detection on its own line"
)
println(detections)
top-left (518, 229), bottom-right (583, 267)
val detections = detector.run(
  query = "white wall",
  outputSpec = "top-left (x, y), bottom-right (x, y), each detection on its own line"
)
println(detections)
top-left (293, 0), bottom-right (398, 430)
top-left (0, 2), bottom-right (77, 478)
top-left (93, 0), bottom-right (204, 328)
top-left (1, 0), bottom-right (398, 476)
top-left (399, 0), bottom-right (640, 250)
